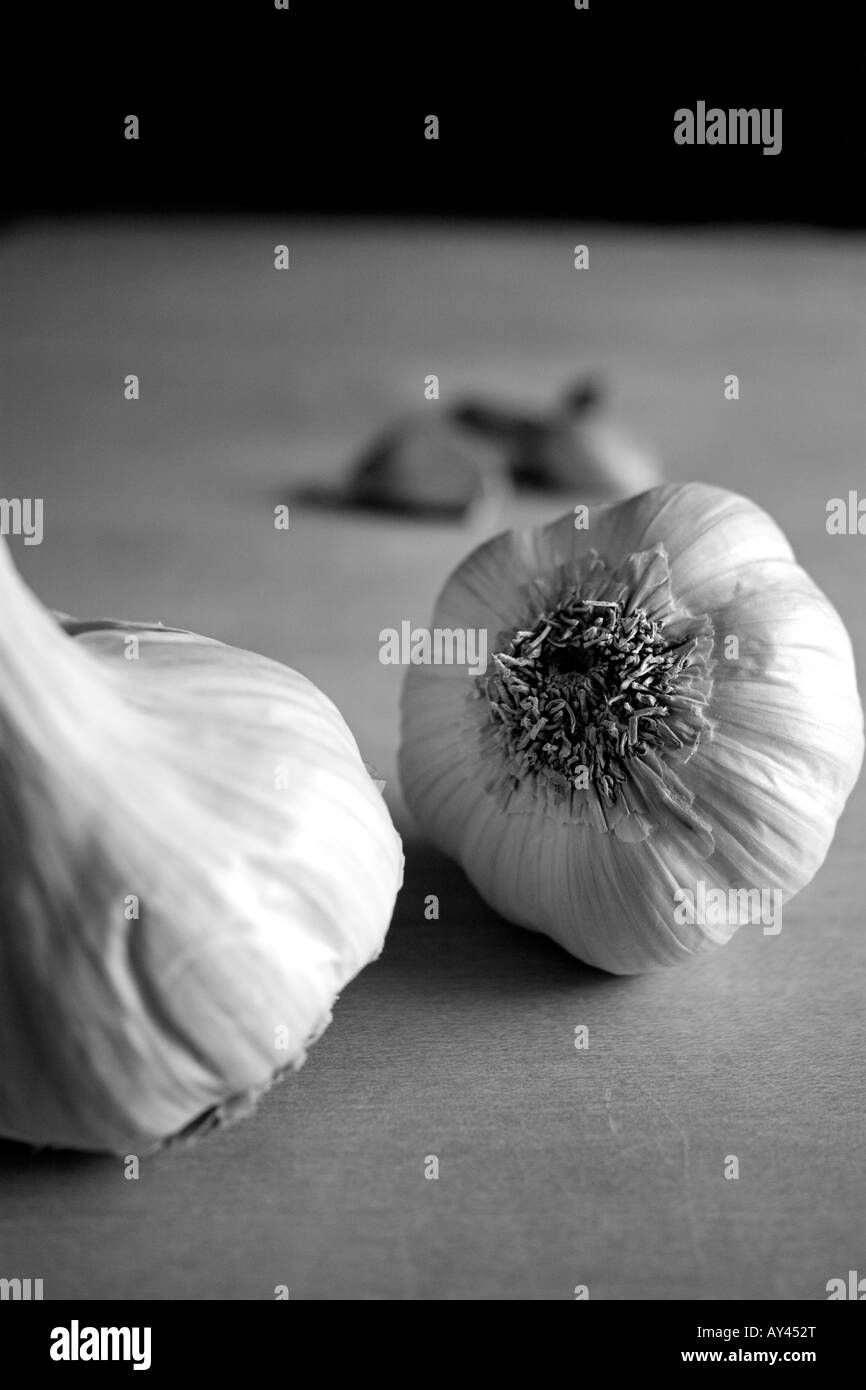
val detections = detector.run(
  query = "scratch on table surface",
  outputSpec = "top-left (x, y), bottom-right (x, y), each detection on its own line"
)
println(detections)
top-left (630, 1079), bottom-right (710, 1281)
top-left (603, 1085), bottom-right (619, 1135)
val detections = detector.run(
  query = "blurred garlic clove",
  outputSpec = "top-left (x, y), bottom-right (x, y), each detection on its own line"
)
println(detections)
top-left (450, 398), bottom-right (547, 446)
top-left (453, 376), bottom-right (663, 498)
top-left (530, 412), bottom-right (663, 498)
top-left (345, 413), bottom-right (510, 520)
top-left (540, 377), bottom-right (663, 496)
top-left (0, 539), bottom-right (404, 1153)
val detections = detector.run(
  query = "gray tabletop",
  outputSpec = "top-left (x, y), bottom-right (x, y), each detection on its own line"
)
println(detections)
top-left (0, 222), bottom-right (864, 1299)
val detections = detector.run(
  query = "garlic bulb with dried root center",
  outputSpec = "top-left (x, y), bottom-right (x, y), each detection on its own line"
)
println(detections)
top-left (399, 483), bottom-right (863, 974)
top-left (0, 539), bottom-right (403, 1153)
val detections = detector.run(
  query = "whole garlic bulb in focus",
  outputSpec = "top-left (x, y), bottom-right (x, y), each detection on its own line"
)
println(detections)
top-left (0, 539), bottom-right (403, 1153)
top-left (399, 483), bottom-right (863, 974)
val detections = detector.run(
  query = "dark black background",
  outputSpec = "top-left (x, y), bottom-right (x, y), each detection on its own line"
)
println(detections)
top-left (5, 4), bottom-right (864, 224)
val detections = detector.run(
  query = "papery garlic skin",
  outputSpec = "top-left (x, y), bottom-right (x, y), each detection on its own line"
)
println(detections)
top-left (0, 541), bottom-right (403, 1152)
top-left (399, 483), bottom-right (863, 974)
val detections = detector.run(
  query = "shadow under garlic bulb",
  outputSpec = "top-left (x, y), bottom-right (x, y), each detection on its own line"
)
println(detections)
top-left (399, 483), bottom-right (863, 974)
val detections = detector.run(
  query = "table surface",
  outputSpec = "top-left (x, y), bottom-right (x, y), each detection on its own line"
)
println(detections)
top-left (0, 221), bottom-right (864, 1299)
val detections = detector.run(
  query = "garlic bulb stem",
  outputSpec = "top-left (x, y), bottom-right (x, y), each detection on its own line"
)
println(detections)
top-left (0, 539), bottom-right (115, 746)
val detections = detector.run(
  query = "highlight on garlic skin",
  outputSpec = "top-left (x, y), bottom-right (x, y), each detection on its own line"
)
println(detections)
top-left (399, 482), bottom-right (863, 975)
top-left (0, 537), bottom-right (403, 1153)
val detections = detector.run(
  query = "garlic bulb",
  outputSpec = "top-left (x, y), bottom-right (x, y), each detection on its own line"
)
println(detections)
top-left (0, 539), bottom-right (403, 1152)
top-left (399, 483), bottom-right (863, 974)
